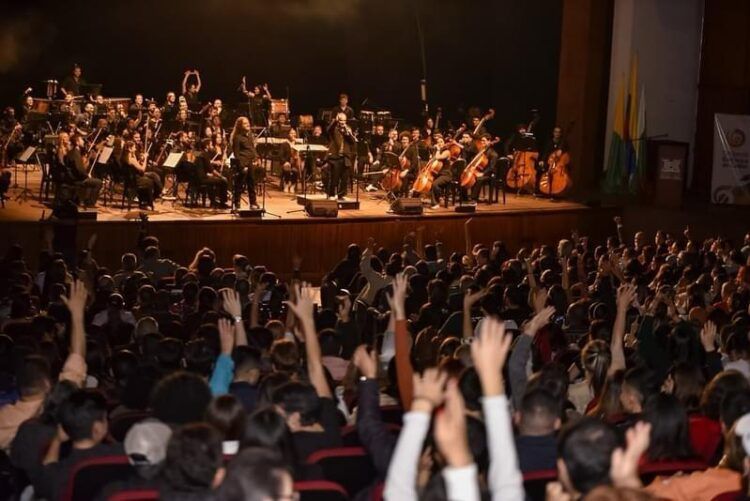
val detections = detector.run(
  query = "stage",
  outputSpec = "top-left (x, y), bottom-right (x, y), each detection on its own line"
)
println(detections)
top-left (1, 167), bottom-right (620, 281)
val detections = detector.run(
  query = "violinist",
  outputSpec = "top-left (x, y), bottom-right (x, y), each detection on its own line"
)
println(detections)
top-left (163, 92), bottom-right (178, 121)
top-left (122, 140), bottom-right (161, 208)
top-left (429, 134), bottom-right (453, 209)
top-left (326, 112), bottom-right (356, 200)
top-left (129, 94), bottom-right (145, 119)
top-left (470, 133), bottom-right (499, 203)
top-left (280, 128), bottom-right (300, 193)
top-left (62, 133), bottom-right (103, 208)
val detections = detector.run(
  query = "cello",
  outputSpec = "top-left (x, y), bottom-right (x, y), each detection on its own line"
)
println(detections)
top-left (539, 123), bottom-right (574, 196)
top-left (460, 137), bottom-right (500, 189)
top-left (381, 139), bottom-right (413, 191)
top-left (412, 140), bottom-right (450, 195)
top-left (472, 109), bottom-right (495, 149)
top-left (505, 149), bottom-right (538, 192)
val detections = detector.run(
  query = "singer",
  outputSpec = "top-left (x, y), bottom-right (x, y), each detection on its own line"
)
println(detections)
top-left (326, 110), bottom-right (357, 200)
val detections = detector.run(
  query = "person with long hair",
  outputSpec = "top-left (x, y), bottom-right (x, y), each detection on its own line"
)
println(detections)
top-left (230, 116), bottom-right (259, 210)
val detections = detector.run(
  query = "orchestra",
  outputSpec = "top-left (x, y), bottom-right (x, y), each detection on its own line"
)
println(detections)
top-left (0, 64), bottom-right (573, 215)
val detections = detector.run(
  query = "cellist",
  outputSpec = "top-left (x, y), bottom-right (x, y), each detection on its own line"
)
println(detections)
top-left (399, 132), bottom-right (419, 197)
top-left (470, 133), bottom-right (499, 203)
top-left (539, 125), bottom-right (568, 192)
top-left (428, 134), bottom-right (453, 209)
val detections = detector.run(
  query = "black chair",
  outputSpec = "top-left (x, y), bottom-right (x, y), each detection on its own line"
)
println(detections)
top-left (306, 447), bottom-right (377, 497)
top-left (522, 469), bottom-right (558, 501)
top-left (62, 455), bottom-right (133, 501)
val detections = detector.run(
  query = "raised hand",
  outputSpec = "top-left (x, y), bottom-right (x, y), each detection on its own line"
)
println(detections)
top-left (700, 320), bottom-right (717, 353)
top-left (337, 295), bottom-right (352, 323)
top-left (463, 288), bottom-right (485, 311)
top-left (352, 344), bottom-right (378, 379)
top-left (61, 279), bottom-right (87, 317)
top-left (218, 317), bottom-right (235, 355)
top-left (411, 367), bottom-right (447, 413)
top-left (532, 286), bottom-right (548, 313)
top-left (433, 380), bottom-right (472, 467)
top-left (610, 421), bottom-right (651, 489)
top-left (221, 288), bottom-right (242, 318)
top-left (285, 281), bottom-right (315, 326)
top-left (386, 272), bottom-right (407, 321)
top-left (472, 317), bottom-right (513, 396)
top-left (616, 283), bottom-right (637, 311)
top-left (525, 305), bottom-right (555, 337)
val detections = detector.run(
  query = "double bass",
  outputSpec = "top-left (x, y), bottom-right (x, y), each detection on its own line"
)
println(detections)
top-left (505, 149), bottom-right (538, 192)
top-left (460, 137), bottom-right (500, 189)
top-left (539, 123), bottom-right (573, 196)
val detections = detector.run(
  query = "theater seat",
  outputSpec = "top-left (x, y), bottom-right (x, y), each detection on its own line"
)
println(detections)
top-left (522, 469), bottom-right (558, 501)
top-left (689, 415), bottom-right (723, 464)
top-left (62, 455), bottom-right (133, 501)
top-left (638, 458), bottom-right (708, 485)
top-left (106, 488), bottom-right (159, 501)
top-left (295, 480), bottom-right (349, 501)
top-left (379, 405), bottom-right (404, 426)
top-left (306, 447), bottom-right (377, 497)
top-left (711, 491), bottom-right (742, 501)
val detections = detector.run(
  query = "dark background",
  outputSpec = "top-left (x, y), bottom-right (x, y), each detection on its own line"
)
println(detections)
top-left (0, 0), bottom-right (563, 139)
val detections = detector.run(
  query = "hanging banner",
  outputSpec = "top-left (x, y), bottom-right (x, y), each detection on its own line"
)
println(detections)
top-left (712, 113), bottom-right (750, 205)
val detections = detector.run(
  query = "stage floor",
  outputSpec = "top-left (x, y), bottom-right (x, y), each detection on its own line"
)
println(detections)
top-left (0, 166), bottom-right (589, 223)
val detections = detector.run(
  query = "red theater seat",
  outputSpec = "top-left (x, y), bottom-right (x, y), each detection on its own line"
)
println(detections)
top-left (306, 447), bottom-right (377, 497)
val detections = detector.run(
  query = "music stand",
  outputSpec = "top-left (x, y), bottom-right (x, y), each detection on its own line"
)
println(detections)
top-left (162, 151), bottom-right (183, 201)
top-left (15, 146), bottom-right (38, 203)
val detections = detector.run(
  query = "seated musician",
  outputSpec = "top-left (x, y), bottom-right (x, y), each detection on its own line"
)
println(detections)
top-left (371, 124), bottom-right (387, 154)
top-left (129, 94), bottom-right (145, 119)
top-left (75, 103), bottom-right (95, 134)
top-left (429, 134), bottom-right (453, 209)
top-left (399, 132), bottom-right (419, 197)
top-left (270, 114), bottom-right (291, 139)
top-left (280, 128), bottom-right (300, 193)
top-left (57, 133), bottom-right (103, 208)
top-left (470, 133), bottom-right (499, 203)
top-left (193, 138), bottom-right (229, 208)
top-left (122, 140), bottom-right (162, 208)
top-left (19, 94), bottom-right (34, 124)
top-left (333, 93), bottom-right (355, 121)
top-left (163, 92), bottom-right (178, 121)
top-left (470, 115), bottom-right (488, 138)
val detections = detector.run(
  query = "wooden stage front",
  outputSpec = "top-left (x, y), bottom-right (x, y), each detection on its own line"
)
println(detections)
top-left (1, 170), bottom-right (620, 280)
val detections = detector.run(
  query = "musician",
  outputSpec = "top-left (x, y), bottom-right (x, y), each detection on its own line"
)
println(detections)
top-left (422, 117), bottom-right (435, 144)
top-left (270, 113), bottom-right (291, 139)
top-left (60, 64), bottom-right (86, 98)
top-left (194, 138), bottom-right (229, 208)
top-left (181, 70), bottom-right (202, 111)
top-left (240, 79), bottom-right (271, 127)
top-left (538, 125), bottom-right (569, 195)
top-left (333, 93), bottom-right (354, 121)
top-left (93, 95), bottom-right (107, 115)
top-left (230, 116), bottom-right (260, 210)
top-left (504, 123), bottom-right (536, 157)
top-left (129, 94), bottom-right (145, 118)
top-left (326, 112), bottom-right (356, 200)
top-left (59, 133), bottom-right (103, 208)
top-left (280, 128), bottom-right (300, 193)
top-left (309, 125), bottom-right (327, 146)
top-left (174, 109), bottom-right (191, 133)
top-left (429, 134), bottom-right (454, 209)
top-left (75, 103), bottom-right (95, 133)
top-left (399, 132), bottom-right (419, 197)
top-left (122, 140), bottom-right (161, 208)
top-left (470, 133), bottom-right (499, 203)
top-left (470, 116), bottom-right (488, 138)
top-left (0, 107), bottom-right (18, 135)
top-left (371, 124), bottom-right (387, 153)
top-left (163, 92), bottom-right (178, 121)
top-left (60, 94), bottom-right (80, 123)
top-left (19, 95), bottom-right (34, 124)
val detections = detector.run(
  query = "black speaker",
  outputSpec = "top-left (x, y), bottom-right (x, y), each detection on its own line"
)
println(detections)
top-left (392, 198), bottom-right (423, 215)
top-left (237, 208), bottom-right (263, 218)
top-left (305, 199), bottom-right (338, 217)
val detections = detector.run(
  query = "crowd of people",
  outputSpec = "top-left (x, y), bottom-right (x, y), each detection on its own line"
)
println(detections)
top-left (1, 216), bottom-right (750, 501)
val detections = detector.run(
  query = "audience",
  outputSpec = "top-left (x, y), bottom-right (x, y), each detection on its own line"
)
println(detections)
top-left (1, 219), bottom-right (750, 501)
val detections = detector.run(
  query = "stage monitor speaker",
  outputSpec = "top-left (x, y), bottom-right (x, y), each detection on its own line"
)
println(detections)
top-left (237, 208), bottom-right (263, 218)
top-left (305, 199), bottom-right (338, 217)
top-left (392, 198), bottom-right (423, 215)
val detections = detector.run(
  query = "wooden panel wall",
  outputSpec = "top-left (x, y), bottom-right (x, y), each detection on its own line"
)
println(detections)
top-left (4, 208), bottom-right (619, 282)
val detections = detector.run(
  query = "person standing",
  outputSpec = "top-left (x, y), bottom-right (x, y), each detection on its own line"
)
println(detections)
top-left (230, 116), bottom-right (260, 210)
top-left (326, 112), bottom-right (356, 200)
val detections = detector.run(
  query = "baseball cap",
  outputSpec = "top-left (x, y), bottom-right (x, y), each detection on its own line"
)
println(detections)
top-left (124, 420), bottom-right (172, 466)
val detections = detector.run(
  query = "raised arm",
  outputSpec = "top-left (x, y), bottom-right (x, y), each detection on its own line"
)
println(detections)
top-left (194, 70), bottom-right (202, 92)
top-left (464, 218), bottom-right (473, 264)
top-left (262, 83), bottom-right (272, 99)
top-left (508, 306), bottom-right (554, 409)
top-left (222, 289), bottom-right (247, 347)
top-left (61, 280), bottom-right (87, 359)
top-left (610, 283), bottom-right (636, 375)
top-left (471, 317), bottom-right (524, 501)
top-left (181, 71), bottom-right (190, 95)
top-left (462, 289), bottom-right (485, 340)
top-left (286, 282), bottom-right (331, 398)
top-left (210, 318), bottom-right (236, 396)
top-left (387, 273), bottom-right (413, 407)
